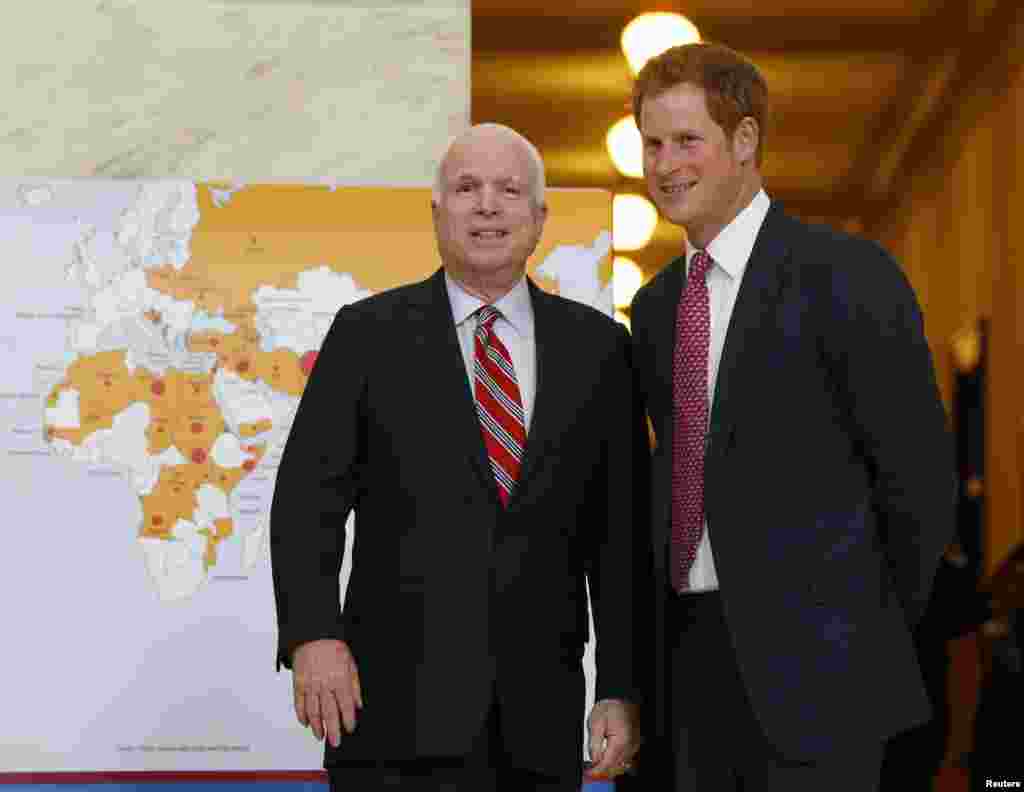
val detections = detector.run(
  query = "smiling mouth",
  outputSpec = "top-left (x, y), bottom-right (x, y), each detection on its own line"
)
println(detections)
top-left (660, 182), bottom-right (695, 196)
top-left (470, 230), bottom-right (509, 239)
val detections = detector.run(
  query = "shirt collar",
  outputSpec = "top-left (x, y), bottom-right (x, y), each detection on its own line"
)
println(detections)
top-left (444, 270), bottom-right (534, 337)
top-left (686, 188), bottom-right (771, 281)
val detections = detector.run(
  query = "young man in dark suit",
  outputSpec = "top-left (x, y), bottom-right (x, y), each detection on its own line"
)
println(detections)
top-left (628, 43), bottom-right (953, 790)
top-left (271, 123), bottom-right (647, 791)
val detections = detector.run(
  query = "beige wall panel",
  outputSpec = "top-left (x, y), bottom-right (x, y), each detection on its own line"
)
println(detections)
top-left (0, 0), bottom-right (469, 183)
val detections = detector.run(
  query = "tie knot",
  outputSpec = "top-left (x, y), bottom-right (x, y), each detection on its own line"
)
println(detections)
top-left (477, 304), bottom-right (501, 332)
top-left (689, 250), bottom-right (713, 283)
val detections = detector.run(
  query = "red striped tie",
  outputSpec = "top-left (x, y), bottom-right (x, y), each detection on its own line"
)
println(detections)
top-left (474, 305), bottom-right (526, 506)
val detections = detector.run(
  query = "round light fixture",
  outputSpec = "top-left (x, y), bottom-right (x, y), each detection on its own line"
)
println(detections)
top-left (606, 116), bottom-right (643, 179)
top-left (613, 256), bottom-right (643, 309)
top-left (612, 194), bottom-right (658, 251)
top-left (621, 13), bottom-right (701, 76)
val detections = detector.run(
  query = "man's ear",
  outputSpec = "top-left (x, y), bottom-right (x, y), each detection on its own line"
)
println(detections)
top-left (534, 203), bottom-right (549, 238)
top-left (733, 117), bottom-right (759, 164)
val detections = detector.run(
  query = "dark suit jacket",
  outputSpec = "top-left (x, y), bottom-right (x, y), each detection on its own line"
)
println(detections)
top-left (271, 268), bottom-right (650, 778)
top-left (630, 203), bottom-right (953, 761)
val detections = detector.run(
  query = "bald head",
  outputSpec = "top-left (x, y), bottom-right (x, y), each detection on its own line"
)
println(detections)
top-left (433, 123), bottom-right (546, 208)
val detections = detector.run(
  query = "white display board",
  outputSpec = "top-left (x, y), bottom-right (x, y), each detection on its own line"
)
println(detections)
top-left (0, 181), bottom-right (613, 773)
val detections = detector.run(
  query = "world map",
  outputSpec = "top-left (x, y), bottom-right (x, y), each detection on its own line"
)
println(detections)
top-left (15, 181), bottom-right (613, 601)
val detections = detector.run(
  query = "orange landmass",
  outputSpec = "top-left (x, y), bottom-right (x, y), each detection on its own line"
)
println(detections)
top-left (239, 419), bottom-right (273, 438)
top-left (178, 370), bottom-right (217, 409)
top-left (210, 444), bottom-right (267, 495)
top-left (252, 348), bottom-right (306, 397)
top-left (170, 406), bottom-right (224, 466)
top-left (146, 413), bottom-right (174, 454)
top-left (201, 517), bottom-right (237, 569)
top-left (140, 466), bottom-right (201, 539)
top-left (191, 328), bottom-right (306, 397)
top-left (46, 351), bottom-right (140, 445)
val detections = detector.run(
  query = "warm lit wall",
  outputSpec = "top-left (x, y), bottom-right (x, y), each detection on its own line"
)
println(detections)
top-left (872, 64), bottom-right (1022, 574)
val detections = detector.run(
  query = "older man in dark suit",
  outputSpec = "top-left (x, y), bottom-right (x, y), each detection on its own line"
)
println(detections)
top-left (628, 43), bottom-right (953, 790)
top-left (271, 123), bottom-right (648, 791)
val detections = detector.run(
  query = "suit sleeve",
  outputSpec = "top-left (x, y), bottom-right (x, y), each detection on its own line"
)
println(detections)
top-left (588, 321), bottom-right (653, 704)
top-left (270, 304), bottom-right (367, 670)
top-left (822, 240), bottom-right (954, 628)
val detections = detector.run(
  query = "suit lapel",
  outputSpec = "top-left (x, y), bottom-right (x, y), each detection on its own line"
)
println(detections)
top-left (649, 258), bottom-right (684, 551)
top-left (709, 203), bottom-right (792, 435)
top-left (656, 256), bottom-right (686, 423)
top-left (412, 269), bottom-right (501, 504)
top-left (506, 279), bottom-right (569, 507)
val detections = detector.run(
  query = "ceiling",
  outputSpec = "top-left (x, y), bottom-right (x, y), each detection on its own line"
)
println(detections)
top-left (472, 0), bottom-right (1020, 278)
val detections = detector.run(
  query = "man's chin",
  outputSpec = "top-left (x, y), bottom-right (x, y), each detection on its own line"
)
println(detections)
top-left (659, 204), bottom-right (694, 229)
top-left (464, 252), bottom-right (519, 271)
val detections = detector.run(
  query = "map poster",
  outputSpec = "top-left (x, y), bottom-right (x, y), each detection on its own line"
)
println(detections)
top-left (0, 182), bottom-right (612, 773)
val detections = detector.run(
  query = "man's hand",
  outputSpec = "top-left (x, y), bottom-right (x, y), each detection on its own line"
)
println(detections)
top-left (291, 639), bottom-right (363, 748)
top-left (587, 698), bottom-right (641, 778)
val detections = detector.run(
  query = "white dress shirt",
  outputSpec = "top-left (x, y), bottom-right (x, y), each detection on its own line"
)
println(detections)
top-left (683, 188), bottom-right (771, 592)
top-left (444, 271), bottom-right (537, 434)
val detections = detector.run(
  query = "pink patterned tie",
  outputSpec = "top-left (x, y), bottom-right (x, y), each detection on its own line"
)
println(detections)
top-left (474, 306), bottom-right (526, 507)
top-left (670, 250), bottom-right (713, 592)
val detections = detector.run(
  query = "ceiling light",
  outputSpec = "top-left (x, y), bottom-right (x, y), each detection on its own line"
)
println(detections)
top-left (613, 256), bottom-right (643, 309)
top-left (612, 194), bottom-right (658, 251)
top-left (606, 116), bottom-right (644, 179)
top-left (621, 13), bottom-right (701, 76)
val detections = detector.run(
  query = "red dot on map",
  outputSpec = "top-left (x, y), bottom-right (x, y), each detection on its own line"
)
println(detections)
top-left (152, 515), bottom-right (163, 526)
top-left (300, 350), bottom-right (318, 376)
top-left (243, 459), bottom-right (256, 472)
top-left (191, 449), bottom-right (207, 464)
top-left (191, 422), bottom-right (203, 434)
top-left (151, 381), bottom-right (165, 396)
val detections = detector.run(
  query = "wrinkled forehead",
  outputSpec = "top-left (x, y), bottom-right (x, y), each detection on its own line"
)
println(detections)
top-left (441, 133), bottom-right (534, 186)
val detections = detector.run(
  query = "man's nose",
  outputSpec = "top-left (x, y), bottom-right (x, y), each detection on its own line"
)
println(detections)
top-left (476, 186), bottom-right (500, 214)
top-left (653, 148), bottom-right (679, 177)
